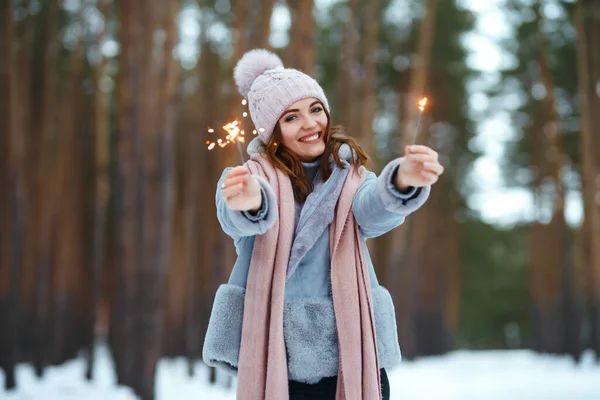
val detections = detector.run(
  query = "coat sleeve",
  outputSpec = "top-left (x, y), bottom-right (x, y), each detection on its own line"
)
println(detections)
top-left (352, 158), bottom-right (430, 239)
top-left (216, 167), bottom-right (278, 240)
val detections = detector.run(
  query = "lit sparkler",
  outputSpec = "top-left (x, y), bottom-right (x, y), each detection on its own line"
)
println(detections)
top-left (411, 97), bottom-right (428, 145)
top-left (206, 99), bottom-right (256, 163)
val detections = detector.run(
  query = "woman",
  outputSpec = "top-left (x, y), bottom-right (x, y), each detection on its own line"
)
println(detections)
top-left (203, 49), bottom-right (444, 400)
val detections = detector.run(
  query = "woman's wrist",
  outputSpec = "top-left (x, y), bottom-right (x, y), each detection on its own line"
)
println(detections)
top-left (247, 196), bottom-right (263, 215)
top-left (394, 170), bottom-right (412, 193)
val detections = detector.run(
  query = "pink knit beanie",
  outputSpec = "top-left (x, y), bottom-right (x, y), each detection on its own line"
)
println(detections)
top-left (233, 49), bottom-right (330, 144)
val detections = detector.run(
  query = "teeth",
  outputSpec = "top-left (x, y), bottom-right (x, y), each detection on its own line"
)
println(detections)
top-left (300, 133), bottom-right (319, 142)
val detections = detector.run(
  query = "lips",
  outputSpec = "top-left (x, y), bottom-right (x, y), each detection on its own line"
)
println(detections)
top-left (299, 132), bottom-right (321, 142)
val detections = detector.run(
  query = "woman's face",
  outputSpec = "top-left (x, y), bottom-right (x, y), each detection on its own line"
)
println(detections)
top-left (277, 97), bottom-right (328, 162)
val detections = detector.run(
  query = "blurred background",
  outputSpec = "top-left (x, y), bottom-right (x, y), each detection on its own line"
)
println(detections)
top-left (1, 0), bottom-right (600, 399)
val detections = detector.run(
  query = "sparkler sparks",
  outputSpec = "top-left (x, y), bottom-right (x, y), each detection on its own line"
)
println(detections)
top-left (412, 97), bottom-right (429, 145)
top-left (206, 99), bottom-right (253, 163)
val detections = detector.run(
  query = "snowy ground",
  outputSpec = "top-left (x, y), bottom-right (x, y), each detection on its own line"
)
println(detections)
top-left (1, 345), bottom-right (599, 399)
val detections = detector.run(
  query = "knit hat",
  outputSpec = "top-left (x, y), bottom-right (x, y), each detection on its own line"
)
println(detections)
top-left (233, 49), bottom-right (330, 144)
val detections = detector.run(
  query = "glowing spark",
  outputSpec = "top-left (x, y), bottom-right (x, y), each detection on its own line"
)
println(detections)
top-left (208, 143), bottom-right (216, 150)
top-left (208, 128), bottom-right (214, 133)
top-left (242, 112), bottom-right (248, 117)
top-left (221, 119), bottom-right (246, 162)
top-left (417, 97), bottom-right (428, 111)
top-left (252, 130), bottom-right (257, 135)
top-left (241, 99), bottom-right (247, 106)
top-left (223, 120), bottom-right (242, 143)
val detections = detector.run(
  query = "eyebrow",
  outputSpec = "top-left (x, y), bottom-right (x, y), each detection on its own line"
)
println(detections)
top-left (280, 101), bottom-right (322, 117)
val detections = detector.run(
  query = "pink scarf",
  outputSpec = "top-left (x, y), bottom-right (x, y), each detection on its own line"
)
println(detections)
top-left (237, 153), bottom-right (381, 399)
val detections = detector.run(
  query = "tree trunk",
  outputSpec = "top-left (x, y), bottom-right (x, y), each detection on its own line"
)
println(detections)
top-left (112, 0), bottom-right (140, 388)
top-left (575, 0), bottom-right (600, 359)
top-left (286, 0), bottom-right (315, 74)
top-left (141, 1), bottom-right (181, 398)
top-left (335, 0), bottom-right (359, 134)
top-left (86, 0), bottom-right (112, 380)
top-left (183, 26), bottom-right (210, 374)
top-left (358, 0), bottom-right (380, 159)
top-left (0, 1), bottom-right (10, 386)
top-left (591, 3), bottom-right (600, 359)
top-left (34, 0), bottom-right (61, 377)
top-left (401, 0), bottom-right (438, 148)
top-left (388, 0), bottom-right (439, 359)
top-left (1, 0), bottom-right (26, 389)
top-left (252, 0), bottom-right (276, 49)
top-left (529, 3), bottom-right (569, 355)
top-left (52, 6), bottom-right (88, 366)
top-left (197, 43), bottom-right (223, 383)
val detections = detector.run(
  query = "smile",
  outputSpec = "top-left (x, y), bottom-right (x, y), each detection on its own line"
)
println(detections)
top-left (299, 132), bottom-right (321, 143)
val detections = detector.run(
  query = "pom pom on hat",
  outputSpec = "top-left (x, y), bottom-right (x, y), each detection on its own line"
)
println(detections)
top-left (233, 49), bottom-right (284, 97)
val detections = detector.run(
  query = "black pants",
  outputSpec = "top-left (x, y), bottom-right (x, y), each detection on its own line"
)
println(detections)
top-left (289, 368), bottom-right (390, 400)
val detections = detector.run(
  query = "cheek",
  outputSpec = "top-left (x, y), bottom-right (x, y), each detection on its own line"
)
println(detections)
top-left (280, 124), bottom-right (298, 147)
top-left (318, 114), bottom-right (329, 128)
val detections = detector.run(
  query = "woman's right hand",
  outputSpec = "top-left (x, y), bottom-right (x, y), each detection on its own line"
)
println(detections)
top-left (221, 166), bottom-right (262, 212)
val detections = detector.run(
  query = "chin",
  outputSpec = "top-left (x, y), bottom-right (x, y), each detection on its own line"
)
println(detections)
top-left (298, 146), bottom-right (325, 162)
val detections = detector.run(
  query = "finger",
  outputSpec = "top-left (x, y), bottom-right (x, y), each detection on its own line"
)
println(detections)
top-left (423, 162), bottom-right (444, 175)
top-left (225, 166), bottom-right (250, 181)
top-left (405, 154), bottom-right (437, 164)
top-left (225, 192), bottom-right (243, 204)
top-left (407, 145), bottom-right (438, 158)
top-left (222, 183), bottom-right (244, 200)
top-left (223, 174), bottom-right (249, 189)
top-left (421, 170), bottom-right (439, 184)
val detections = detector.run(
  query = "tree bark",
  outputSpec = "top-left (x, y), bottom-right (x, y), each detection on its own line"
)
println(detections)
top-left (252, 0), bottom-right (276, 49)
top-left (52, 5), bottom-right (89, 366)
top-left (33, 0), bottom-right (61, 377)
top-left (197, 43), bottom-right (223, 383)
top-left (401, 0), bottom-right (438, 147)
top-left (358, 0), bottom-right (380, 159)
top-left (388, 0), bottom-right (439, 359)
top-left (286, 0), bottom-right (316, 74)
top-left (112, 0), bottom-right (140, 388)
top-left (335, 0), bottom-right (359, 134)
top-left (1, 0), bottom-right (27, 389)
top-left (86, 0), bottom-right (112, 380)
top-left (575, 0), bottom-right (600, 359)
top-left (529, 3), bottom-right (570, 355)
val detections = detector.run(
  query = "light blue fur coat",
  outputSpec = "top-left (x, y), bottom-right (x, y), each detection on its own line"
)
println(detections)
top-left (203, 138), bottom-right (430, 384)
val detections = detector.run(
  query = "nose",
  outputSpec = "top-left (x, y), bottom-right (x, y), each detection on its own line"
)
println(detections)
top-left (303, 116), bottom-right (318, 130)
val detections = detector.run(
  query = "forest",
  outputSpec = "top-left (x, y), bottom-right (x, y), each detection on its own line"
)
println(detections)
top-left (1, 0), bottom-right (599, 399)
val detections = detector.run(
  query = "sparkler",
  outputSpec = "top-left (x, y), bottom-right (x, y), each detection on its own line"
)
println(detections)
top-left (411, 97), bottom-right (428, 145)
top-left (206, 99), bottom-right (259, 164)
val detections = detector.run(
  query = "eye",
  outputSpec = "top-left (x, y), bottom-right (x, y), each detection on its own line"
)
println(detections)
top-left (311, 107), bottom-right (323, 114)
top-left (284, 115), bottom-right (297, 122)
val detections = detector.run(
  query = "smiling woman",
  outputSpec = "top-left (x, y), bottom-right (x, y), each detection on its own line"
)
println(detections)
top-left (202, 48), bottom-right (443, 400)
top-left (277, 98), bottom-right (328, 161)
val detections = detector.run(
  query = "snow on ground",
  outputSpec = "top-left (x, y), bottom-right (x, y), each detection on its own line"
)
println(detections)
top-left (1, 345), bottom-right (599, 399)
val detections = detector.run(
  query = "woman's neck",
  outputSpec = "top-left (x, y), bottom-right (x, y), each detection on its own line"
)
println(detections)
top-left (302, 158), bottom-right (320, 182)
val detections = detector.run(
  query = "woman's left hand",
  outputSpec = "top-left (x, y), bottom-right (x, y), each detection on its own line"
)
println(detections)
top-left (395, 145), bottom-right (444, 190)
